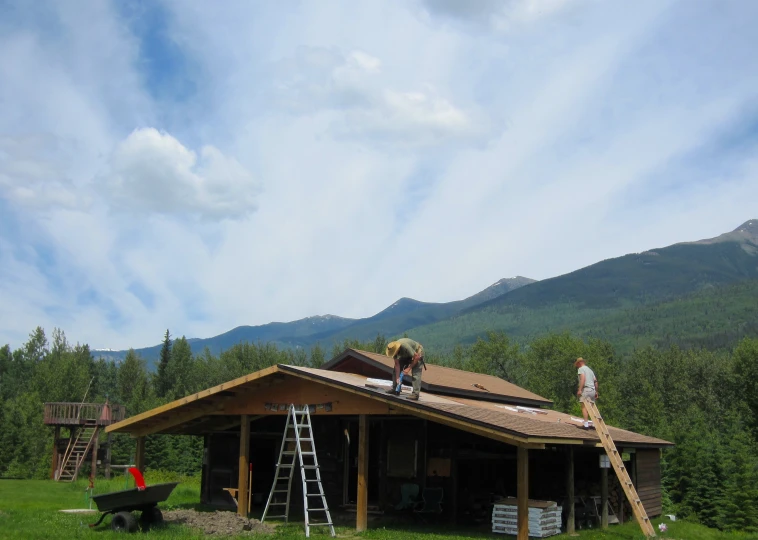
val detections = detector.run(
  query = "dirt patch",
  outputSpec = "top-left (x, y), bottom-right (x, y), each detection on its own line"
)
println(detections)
top-left (164, 509), bottom-right (275, 536)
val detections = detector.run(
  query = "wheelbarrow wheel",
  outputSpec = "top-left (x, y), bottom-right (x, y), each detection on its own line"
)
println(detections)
top-left (111, 511), bottom-right (138, 533)
top-left (141, 506), bottom-right (163, 526)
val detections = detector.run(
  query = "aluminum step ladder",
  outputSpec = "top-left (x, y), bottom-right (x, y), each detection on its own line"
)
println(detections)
top-left (261, 404), bottom-right (335, 537)
top-left (583, 398), bottom-right (656, 537)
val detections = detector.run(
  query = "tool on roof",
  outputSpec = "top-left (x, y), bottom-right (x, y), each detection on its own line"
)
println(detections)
top-left (261, 404), bottom-right (335, 538)
top-left (582, 398), bottom-right (656, 537)
top-left (473, 383), bottom-right (490, 392)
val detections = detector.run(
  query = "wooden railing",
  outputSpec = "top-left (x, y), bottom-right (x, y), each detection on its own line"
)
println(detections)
top-left (44, 402), bottom-right (126, 426)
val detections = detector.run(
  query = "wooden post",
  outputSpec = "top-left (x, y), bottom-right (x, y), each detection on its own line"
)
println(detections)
top-left (356, 414), bottom-right (369, 532)
top-left (451, 434), bottom-right (459, 524)
top-left (135, 436), bottom-right (145, 472)
top-left (90, 430), bottom-right (100, 481)
top-left (517, 446), bottom-right (529, 540)
top-left (238, 414), bottom-right (250, 517)
top-left (51, 426), bottom-right (60, 479)
top-left (105, 433), bottom-right (112, 480)
top-left (601, 465), bottom-right (609, 529)
top-left (379, 420), bottom-right (387, 511)
top-left (567, 447), bottom-right (575, 534)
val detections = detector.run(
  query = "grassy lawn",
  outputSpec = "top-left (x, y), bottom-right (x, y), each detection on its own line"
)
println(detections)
top-left (1, 477), bottom-right (756, 540)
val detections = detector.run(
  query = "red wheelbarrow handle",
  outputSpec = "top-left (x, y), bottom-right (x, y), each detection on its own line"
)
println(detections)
top-left (128, 467), bottom-right (146, 491)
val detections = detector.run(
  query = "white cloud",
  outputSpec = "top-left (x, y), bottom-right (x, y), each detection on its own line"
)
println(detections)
top-left (421, 0), bottom-right (579, 29)
top-left (101, 128), bottom-right (260, 221)
top-left (271, 46), bottom-right (484, 147)
top-left (1, 0), bottom-right (758, 353)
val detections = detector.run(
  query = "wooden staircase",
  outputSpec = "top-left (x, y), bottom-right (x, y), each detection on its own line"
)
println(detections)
top-left (56, 420), bottom-right (99, 482)
top-left (583, 398), bottom-right (656, 537)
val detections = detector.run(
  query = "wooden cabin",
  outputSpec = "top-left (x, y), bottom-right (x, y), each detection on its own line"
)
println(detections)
top-left (106, 349), bottom-right (672, 537)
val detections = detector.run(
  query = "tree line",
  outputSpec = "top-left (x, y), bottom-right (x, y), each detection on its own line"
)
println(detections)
top-left (0, 327), bottom-right (756, 532)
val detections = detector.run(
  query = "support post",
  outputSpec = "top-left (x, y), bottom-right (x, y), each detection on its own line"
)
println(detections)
top-left (379, 420), bottom-right (387, 511)
top-left (451, 434), bottom-right (459, 524)
top-left (601, 465), bottom-right (609, 529)
top-left (51, 426), bottom-right (60, 479)
top-left (238, 414), bottom-right (250, 517)
top-left (105, 433), bottom-right (112, 480)
top-left (517, 446), bottom-right (529, 540)
top-left (567, 447), bottom-right (575, 534)
top-left (135, 436), bottom-right (145, 472)
top-left (356, 414), bottom-right (368, 532)
top-left (90, 429), bottom-right (100, 481)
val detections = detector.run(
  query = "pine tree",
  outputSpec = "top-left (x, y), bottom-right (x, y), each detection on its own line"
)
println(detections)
top-left (156, 330), bottom-right (172, 398)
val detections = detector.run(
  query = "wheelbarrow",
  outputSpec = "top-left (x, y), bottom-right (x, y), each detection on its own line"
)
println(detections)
top-left (90, 468), bottom-right (178, 533)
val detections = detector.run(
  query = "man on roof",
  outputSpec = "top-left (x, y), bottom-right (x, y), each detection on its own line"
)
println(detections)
top-left (386, 338), bottom-right (425, 401)
top-left (575, 357), bottom-right (598, 429)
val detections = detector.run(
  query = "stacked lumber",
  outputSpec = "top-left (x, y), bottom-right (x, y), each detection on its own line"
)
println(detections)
top-left (491, 498), bottom-right (562, 537)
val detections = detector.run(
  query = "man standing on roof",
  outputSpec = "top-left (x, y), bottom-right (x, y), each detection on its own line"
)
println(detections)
top-left (386, 338), bottom-right (425, 401)
top-left (575, 357), bottom-right (598, 429)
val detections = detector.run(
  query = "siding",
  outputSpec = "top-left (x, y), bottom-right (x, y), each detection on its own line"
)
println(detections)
top-left (635, 449), bottom-right (662, 517)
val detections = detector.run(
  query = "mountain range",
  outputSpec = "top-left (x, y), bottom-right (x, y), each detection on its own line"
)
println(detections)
top-left (97, 219), bottom-right (758, 365)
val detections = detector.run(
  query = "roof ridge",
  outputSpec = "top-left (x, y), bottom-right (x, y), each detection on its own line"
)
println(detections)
top-left (354, 348), bottom-right (525, 383)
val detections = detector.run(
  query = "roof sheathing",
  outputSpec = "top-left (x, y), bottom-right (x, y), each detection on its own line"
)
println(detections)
top-left (324, 349), bottom-right (553, 407)
top-left (279, 365), bottom-right (672, 448)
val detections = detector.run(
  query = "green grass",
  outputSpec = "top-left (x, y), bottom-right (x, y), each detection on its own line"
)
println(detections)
top-left (1, 478), bottom-right (755, 539)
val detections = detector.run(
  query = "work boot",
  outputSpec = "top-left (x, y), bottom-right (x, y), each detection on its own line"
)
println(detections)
top-left (385, 388), bottom-right (399, 395)
top-left (406, 394), bottom-right (419, 401)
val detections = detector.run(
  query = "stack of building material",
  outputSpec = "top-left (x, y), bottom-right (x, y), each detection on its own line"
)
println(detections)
top-left (491, 498), bottom-right (562, 537)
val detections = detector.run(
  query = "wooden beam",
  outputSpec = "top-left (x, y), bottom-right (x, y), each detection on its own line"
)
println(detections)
top-left (567, 447), bottom-right (575, 534)
top-left (131, 402), bottom-right (226, 437)
top-left (238, 415), bottom-right (250, 517)
top-left (105, 433), bottom-right (112, 480)
top-left (106, 365), bottom-right (280, 433)
top-left (356, 414), bottom-right (369, 532)
top-left (90, 428), bottom-right (100, 481)
top-left (135, 437), bottom-right (145, 472)
top-left (601, 465), bottom-right (609, 529)
top-left (51, 426), bottom-right (60, 479)
top-left (517, 446), bottom-right (529, 540)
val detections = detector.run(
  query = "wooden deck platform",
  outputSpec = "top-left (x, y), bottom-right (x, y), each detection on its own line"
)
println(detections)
top-left (44, 402), bottom-right (126, 426)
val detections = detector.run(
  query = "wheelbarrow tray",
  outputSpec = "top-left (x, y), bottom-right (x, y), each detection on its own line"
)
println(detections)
top-left (91, 482), bottom-right (178, 513)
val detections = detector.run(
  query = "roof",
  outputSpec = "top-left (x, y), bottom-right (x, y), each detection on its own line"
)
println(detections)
top-left (323, 349), bottom-right (552, 407)
top-left (106, 361), bottom-right (671, 448)
top-left (282, 365), bottom-right (671, 448)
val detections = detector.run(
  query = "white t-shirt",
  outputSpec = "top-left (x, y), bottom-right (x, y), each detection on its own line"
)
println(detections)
top-left (578, 365), bottom-right (596, 392)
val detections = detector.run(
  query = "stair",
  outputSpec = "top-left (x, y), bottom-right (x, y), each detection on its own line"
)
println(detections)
top-left (583, 399), bottom-right (656, 538)
top-left (56, 420), bottom-right (99, 482)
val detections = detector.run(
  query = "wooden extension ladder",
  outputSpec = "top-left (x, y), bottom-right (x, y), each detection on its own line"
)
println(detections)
top-left (261, 404), bottom-right (335, 538)
top-left (583, 398), bottom-right (656, 537)
top-left (56, 420), bottom-right (99, 482)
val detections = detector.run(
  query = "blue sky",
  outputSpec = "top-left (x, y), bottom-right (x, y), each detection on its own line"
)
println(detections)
top-left (1, 0), bottom-right (757, 350)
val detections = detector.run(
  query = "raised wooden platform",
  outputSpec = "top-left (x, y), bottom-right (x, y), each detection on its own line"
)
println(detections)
top-left (44, 402), bottom-right (126, 426)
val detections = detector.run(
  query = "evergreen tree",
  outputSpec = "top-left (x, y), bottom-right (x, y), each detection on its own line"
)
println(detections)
top-left (156, 329), bottom-right (172, 398)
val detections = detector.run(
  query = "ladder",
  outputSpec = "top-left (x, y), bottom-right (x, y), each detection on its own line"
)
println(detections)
top-left (57, 420), bottom-right (99, 482)
top-left (583, 399), bottom-right (656, 537)
top-left (261, 404), bottom-right (335, 538)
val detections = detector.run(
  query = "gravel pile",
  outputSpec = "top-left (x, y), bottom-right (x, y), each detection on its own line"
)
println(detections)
top-left (164, 509), bottom-right (275, 536)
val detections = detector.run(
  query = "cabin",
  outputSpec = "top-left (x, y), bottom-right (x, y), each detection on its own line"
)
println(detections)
top-left (106, 349), bottom-right (672, 538)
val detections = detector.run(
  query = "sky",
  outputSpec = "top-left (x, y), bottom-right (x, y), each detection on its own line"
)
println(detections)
top-left (1, 0), bottom-right (758, 350)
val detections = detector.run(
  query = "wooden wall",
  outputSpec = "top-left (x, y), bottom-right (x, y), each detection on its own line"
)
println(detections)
top-left (634, 449), bottom-right (662, 517)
